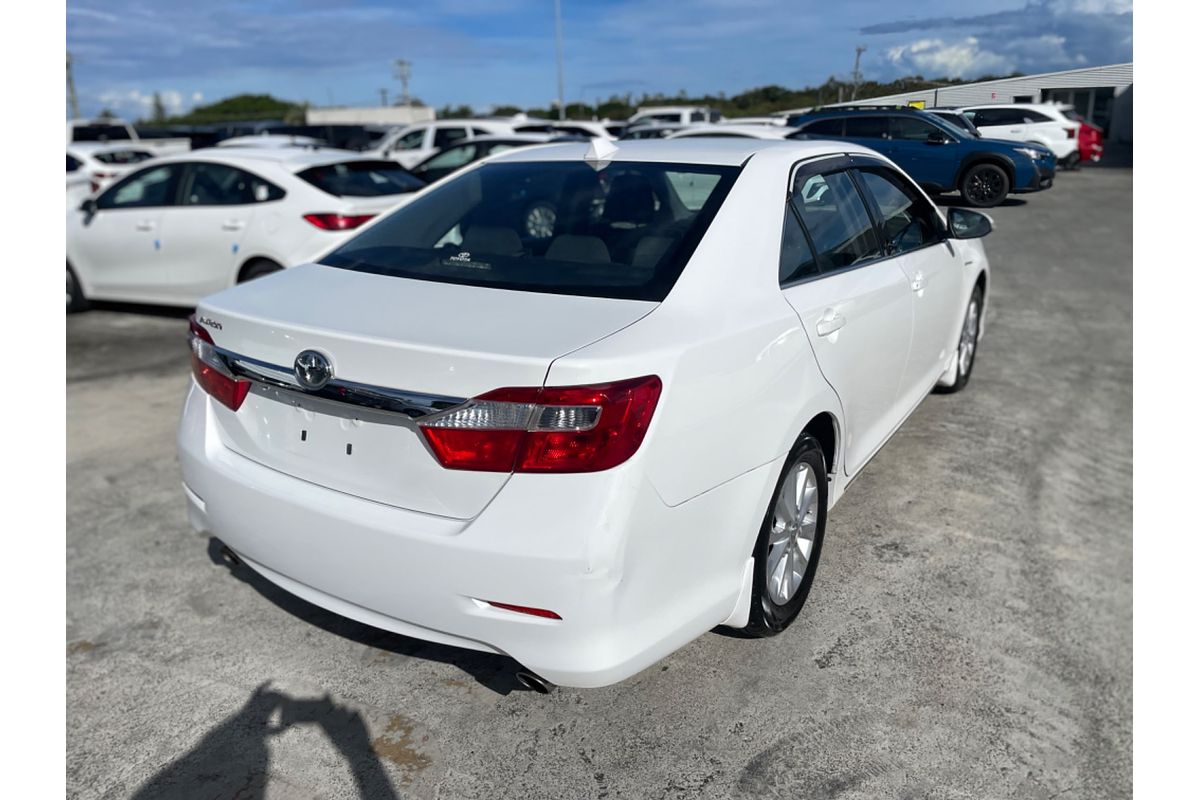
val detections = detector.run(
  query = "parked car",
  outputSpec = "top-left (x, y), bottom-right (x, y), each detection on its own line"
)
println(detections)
top-left (178, 138), bottom-right (993, 688)
top-left (512, 119), bottom-right (615, 140)
top-left (626, 105), bottom-right (723, 125)
top-left (408, 134), bottom-right (560, 183)
top-left (1057, 106), bottom-right (1104, 165)
top-left (619, 121), bottom-right (688, 140)
top-left (956, 103), bottom-right (1081, 167)
top-left (216, 134), bottom-right (330, 149)
top-left (67, 142), bottom-right (156, 197)
top-left (369, 120), bottom-right (516, 168)
top-left (665, 124), bottom-right (792, 140)
top-left (788, 107), bottom-right (1056, 207)
top-left (67, 116), bottom-right (191, 156)
top-left (66, 148), bottom-right (426, 311)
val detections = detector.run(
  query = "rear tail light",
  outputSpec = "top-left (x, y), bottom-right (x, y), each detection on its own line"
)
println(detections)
top-left (1065, 127), bottom-right (1076, 139)
top-left (419, 375), bottom-right (662, 473)
top-left (486, 601), bottom-right (562, 620)
top-left (188, 318), bottom-right (250, 411)
top-left (302, 213), bottom-right (376, 231)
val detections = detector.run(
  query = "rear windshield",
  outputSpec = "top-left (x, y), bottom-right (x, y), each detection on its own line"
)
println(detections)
top-left (321, 160), bottom-right (741, 301)
top-left (298, 160), bottom-right (426, 197)
top-left (92, 149), bottom-right (154, 165)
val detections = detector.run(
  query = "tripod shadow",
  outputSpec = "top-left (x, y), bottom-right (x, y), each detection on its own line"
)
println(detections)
top-left (131, 682), bottom-right (400, 800)
top-left (207, 538), bottom-right (530, 695)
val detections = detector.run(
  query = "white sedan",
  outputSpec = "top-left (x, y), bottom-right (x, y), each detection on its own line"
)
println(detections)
top-left (178, 138), bottom-right (992, 689)
top-left (66, 148), bottom-right (426, 311)
top-left (67, 142), bottom-right (157, 200)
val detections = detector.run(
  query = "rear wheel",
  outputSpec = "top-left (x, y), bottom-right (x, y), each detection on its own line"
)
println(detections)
top-left (239, 259), bottom-right (283, 283)
top-left (1061, 152), bottom-right (1081, 171)
top-left (745, 435), bottom-right (827, 637)
top-left (937, 284), bottom-right (983, 393)
top-left (67, 264), bottom-right (88, 314)
top-left (959, 163), bottom-right (1009, 208)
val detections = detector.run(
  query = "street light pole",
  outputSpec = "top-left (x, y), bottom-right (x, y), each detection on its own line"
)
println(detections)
top-left (554, 0), bottom-right (565, 120)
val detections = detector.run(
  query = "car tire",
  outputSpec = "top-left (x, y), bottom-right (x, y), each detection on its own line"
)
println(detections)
top-left (1061, 152), bottom-right (1082, 171)
top-left (935, 284), bottom-right (984, 394)
top-left (522, 201), bottom-right (557, 240)
top-left (239, 259), bottom-right (283, 283)
top-left (67, 264), bottom-right (88, 314)
top-left (959, 163), bottom-right (1010, 208)
top-left (744, 434), bottom-right (828, 637)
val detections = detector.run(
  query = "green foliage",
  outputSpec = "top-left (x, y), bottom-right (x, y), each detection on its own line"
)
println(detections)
top-left (437, 104), bottom-right (475, 119)
top-left (157, 93), bottom-right (305, 125)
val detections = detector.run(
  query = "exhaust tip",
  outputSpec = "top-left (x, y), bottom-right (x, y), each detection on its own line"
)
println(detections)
top-left (515, 670), bottom-right (553, 694)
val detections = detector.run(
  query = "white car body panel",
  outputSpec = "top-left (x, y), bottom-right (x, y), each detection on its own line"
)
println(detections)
top-left (959, 103), bottom-right (1081, 160)
top-left (178, 139), bottom-right (989, 687)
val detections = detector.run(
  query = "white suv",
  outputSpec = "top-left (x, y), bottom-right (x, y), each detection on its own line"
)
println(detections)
top-left (958, 103), bottom-right (1081, 165)
top-left (370, 120), bottom-right (516, 168)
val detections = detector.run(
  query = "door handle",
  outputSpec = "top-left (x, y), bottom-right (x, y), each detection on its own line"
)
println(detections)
top-left (221, 220), bottom-right (245, 231)
top-left (135, 220), bottom-right (155, 231)
top-left (815, 312), bottom-right (846, 337)
top-left (911, 271), bottom-right (927, 292)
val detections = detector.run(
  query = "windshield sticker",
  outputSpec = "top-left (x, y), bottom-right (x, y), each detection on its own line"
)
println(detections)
top-left (443, 251), bottom-right (492, 270)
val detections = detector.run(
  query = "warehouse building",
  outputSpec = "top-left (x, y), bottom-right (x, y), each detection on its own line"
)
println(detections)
top-left (839, 62), bottom-right (1132, 142)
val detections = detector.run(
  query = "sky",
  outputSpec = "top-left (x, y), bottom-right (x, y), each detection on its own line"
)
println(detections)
top-left (66, 0), bottom-right (1133, 119)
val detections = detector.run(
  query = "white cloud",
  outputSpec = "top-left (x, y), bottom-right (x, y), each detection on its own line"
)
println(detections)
top-left (887, 37), bottom-right (1014, 78)
top-left (94, 88), bottom-right (197, 117)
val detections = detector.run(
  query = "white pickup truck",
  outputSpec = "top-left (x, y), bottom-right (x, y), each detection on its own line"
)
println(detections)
top-left (66, 118), bottom-right (192, 156)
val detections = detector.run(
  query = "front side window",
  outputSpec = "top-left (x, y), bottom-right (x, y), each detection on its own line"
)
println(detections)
top-left (320, 160), bottom-right (741, 301)
top-left (844, 116), bottom-right (888, 139)
top-left (180, 162), bottom-right (280, 205)
top-left (419, 144), bottom-right (478, 172)
top-left (889, 116), bottom-right (944, 141)
top-left (791, 171), bottom-right (881, 271)
top-left (855, 168), bottom-right (942, 255)
top-left (298, 160), bottom-right (425, 197)
top-left (392, 129), bottom-right (426, 150)
top-left (97, 164), bottom-right (181, 209)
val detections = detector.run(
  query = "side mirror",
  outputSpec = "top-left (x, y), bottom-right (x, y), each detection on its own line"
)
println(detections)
top-left (926, 131), bottom-right (949, 145)
top-left (947, 208), bottom-right (993, 239)
top-left (79, 197), bottom-right (97, 215)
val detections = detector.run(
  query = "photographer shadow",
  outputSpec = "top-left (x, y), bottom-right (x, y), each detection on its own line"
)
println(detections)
top-left (207, 538), bottom-right (529, 695)
top-left (131, 682), bottom-right (399, 800)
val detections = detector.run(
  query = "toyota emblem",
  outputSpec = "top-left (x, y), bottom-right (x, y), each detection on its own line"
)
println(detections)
top-left (294, 350), bottom-right (333, 391)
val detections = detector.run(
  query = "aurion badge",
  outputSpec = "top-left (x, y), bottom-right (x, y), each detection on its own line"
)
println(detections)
top-left (294, 350), bottom-right (333, 391)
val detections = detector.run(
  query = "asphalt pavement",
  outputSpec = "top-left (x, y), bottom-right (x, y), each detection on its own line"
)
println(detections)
top-left (66, 164), bottom-right (1132, 800)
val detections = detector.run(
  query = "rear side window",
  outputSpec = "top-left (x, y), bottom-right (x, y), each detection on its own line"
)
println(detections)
top-left (320, 160), bottom-right (741, 302)
top-left (92, 149), bottom-right (154, 165)
top-left (67, 155), bottom-right (81, 172)
top-left (844, 116), bottom-right (888, 139)
top-left (779, 207), bottom-right (819, 285)
top-left (1021, 110), bottom-right (1053, 123)
top-left (71, 124), bottom-right (131, 142)
top-left (434, 127), bottom-right (469, 149)
top-left (180, 162), bottom-right (283, 205)
top-left (791, 171), bottom-right (881, 271)
top-left (889, 116), bottom-right (943, 141)
top-left (800, 118), bottom-right (844, 136)
top-left (298, 160), bottom-right (426, 197)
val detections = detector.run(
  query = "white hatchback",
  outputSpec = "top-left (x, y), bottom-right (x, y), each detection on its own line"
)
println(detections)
top-left (178, 139), bottom-right (992, 688)
top-left (66, 148), bottom-right (427, 311)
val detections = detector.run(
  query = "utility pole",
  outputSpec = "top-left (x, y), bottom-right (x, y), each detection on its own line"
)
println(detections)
top-left (850, 45), bottom-right (867, 101)
top-left (554, 0), bottom-right (565, 120)
top-left (394, 59), bottom-right (412, 106)
top-left (66, 50), bottom-right (81, 118)
top-left (379, 88), bottom-right (389, 107)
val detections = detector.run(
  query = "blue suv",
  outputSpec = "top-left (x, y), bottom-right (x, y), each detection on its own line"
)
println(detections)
top-left (787, 107), bottom-right (1056, 207)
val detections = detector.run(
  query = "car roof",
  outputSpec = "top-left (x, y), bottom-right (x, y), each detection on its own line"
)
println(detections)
top-left (67, 142), bottom-right (155, 156)
top-left (666, 124), bottom-right (792, 139)
top-left (152, 147), bottom-right (399, 171)
top-left (464, 133), bottom-right (559, 144)
top-left (801, 106), bottom-right (929, 118)
top-left (484, 137), bottom-right (872, 167)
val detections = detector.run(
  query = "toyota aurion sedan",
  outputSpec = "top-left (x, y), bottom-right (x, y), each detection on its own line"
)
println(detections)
top-left (178, 138), bottom-right (993, 688)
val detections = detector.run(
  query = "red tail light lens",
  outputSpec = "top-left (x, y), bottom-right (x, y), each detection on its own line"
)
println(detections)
top-left (419, 375), bottom-right (662, 473)
top-left (188, 318), bottom-right (250, 411)
top-left (302, 213), bottom-right (376, 231)
top-left (486, 601), bottom-right (562, 620)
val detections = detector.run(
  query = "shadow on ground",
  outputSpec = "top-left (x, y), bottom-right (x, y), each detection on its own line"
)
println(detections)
top-left (207, 538), bottom-right (533, 696)
top-left (130, 682), bottom-right (400, 800)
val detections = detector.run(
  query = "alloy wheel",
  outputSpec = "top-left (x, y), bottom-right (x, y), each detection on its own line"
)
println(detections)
top-left (766, 461), bottom-right (819, 605)
top-left (958, 295), bottom-right (980, 377)
top-left (967, 169), bottom-right (1004, 205)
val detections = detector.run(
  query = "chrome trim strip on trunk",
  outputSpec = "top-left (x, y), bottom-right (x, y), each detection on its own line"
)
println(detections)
top-left (212, 346), bottom-right (467, 427)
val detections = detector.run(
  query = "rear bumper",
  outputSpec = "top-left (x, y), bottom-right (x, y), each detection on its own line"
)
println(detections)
top-left (177, 383), bottom-right (774, 687)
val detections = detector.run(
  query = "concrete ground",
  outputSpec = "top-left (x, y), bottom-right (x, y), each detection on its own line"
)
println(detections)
top-left (67, 166), bottom-right (1132, 800)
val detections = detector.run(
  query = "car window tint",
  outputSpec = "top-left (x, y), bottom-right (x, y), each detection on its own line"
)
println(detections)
top-left (856, 169), bottom-right (941, 255)
top-left (67, 154), bottom-right (81, 172)
top-left (434, 127), bottom-right (469, 149)
top-left (181, 162), bottom-right (264, 205)
top-left (394, 129), bottom-right (425, 150)
top-left (844, 116), bottom-right (888, 139)
top-left (320, 160), bottom-right (741, 302)
top-left (779, 206), bottom-right (819, 284)
top-left (93, 149), bottom-right (154, 165)
top-left (471, 128), bottom-right (493, 136)
top-left (97, 164), bottom-right (180, 209)
top-left (424, 144), bottom-right (478, 170)
top-left (889, 116), bottom-right (941, 141)
top-left (791, 171), bottom-right (881, 271)
top-left (801, 118), bottom-right (844, 136)
top-left (1021, 110), bottom-right (1052, 123)
top-left (298, 160), bottom-right (425, 197)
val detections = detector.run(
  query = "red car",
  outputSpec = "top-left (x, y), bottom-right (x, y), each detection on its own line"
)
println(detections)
top-left (1061, 107), bottom-right (1104, 165)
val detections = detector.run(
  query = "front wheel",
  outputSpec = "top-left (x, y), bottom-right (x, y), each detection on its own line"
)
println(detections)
top-left (959, 163), bottom-right (1009, 208)
top-left (744, 435), bottom-right (828, 637)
